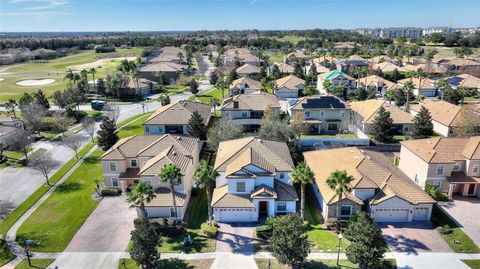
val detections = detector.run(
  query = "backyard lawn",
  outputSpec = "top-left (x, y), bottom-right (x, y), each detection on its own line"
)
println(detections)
top-left (14, 259), bottom-right (54, 269)
top-left (15, 150), bottom-right (104, 252)
top-left (118, 258), bottom-right (214, 269)
top-left (118, 112), bottom-right (153, 138)
top-left (255, 258), bottom-right (397, 269)
top-left (189, 87), bottom-right (224, 103)
top-left (462, 260), bottom-right (480, 269)
top-left (431, 206), bottom-right (480, 253)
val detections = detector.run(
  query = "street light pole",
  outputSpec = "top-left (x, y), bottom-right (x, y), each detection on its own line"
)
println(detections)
top-left (23, 240), bottom-right (32, 267)
top-left (336, 232), bottom-right (343, 266)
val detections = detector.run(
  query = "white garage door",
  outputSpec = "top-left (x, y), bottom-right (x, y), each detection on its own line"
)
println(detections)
top-left (374, 208), bottom-right (409, 222)
top-left (219, 208), bottom-right (253, 222)
top-left (413, 207), bottom-right (429, 221)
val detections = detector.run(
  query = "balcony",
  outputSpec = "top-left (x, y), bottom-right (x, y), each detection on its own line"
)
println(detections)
top-left (230, 118), bottom-right (263, 126)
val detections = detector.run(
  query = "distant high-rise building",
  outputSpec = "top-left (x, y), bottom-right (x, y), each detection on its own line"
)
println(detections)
top-left (355, 26), bottom-right (466, 38)
top-left (422, 27), bottom-right (456, 36)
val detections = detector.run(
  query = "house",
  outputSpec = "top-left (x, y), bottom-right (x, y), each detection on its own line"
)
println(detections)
top-left (307, 63), bottom-right (330, 75)
top-left (118, 77), bottom-right (153, 98)
top-left (397, 78), bottom-right (438, 97)
top-left (228, 77), bottom-right (261, 96)
top-left (333, 42), bottom-right (361, 50)
top-left (236, 64), bottom-right (261, 78)
top-left (211, 137), bottom-right (297, 222)
top-left (0, 125), bottom-right (22, 148)
top-left (317, 71), bottom-right (355, 94)
top-left (335, 57), bottom-right (368, 73)
top-left (444, 58), bottom-right (480, 77)
top-left (370, 55), bottom-right (395, 64)
top-left (275, 75), bottom-right (305, 98)
top-left (371, 62), bottom-right (407, 73)
top-left (354, 75), bottom-right (397, 93)
top-left (289, 95), bottom-right (350, 135)
top-left (150, 46), bottom-right (186, 64)
top-left (350, 100), bottom-right (413, 135)
top-left (272, 62), bottom-right (295, 75)
top-left (0, 115), bottom-right (23, 128)
top-left (223, 48), bottom-right (262, 66)
top-left (138, 62), bottom-right (188, 83)
top-left (446, 74), bottom-right (480, 89)
top-left (403, 63), bottom-right (448, 76)
top-left (410, 100), bottom-right (480, 137)
top-left (285, 51), bottom-right (311, 64)
top-left (304, 147), bottom-right (435, 223)
top-left (143, 101), bottom-right (211, 136)
top-left (100, 134), bottom-right (202, 219)
top-left (221, 91), bottom-right (280, 132)
top-left (399, 137), bottom-right (480, 199)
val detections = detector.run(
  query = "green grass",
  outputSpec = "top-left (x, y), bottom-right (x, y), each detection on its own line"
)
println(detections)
top-left (118, 258), bottom-right (214, 269)
top-left (0, 142), bottom-right (95, 237)
top-left (14, 259), bottom-right (54, 269)
top-left (255, 259), bottom-right (396, 269)
top-left (266, 51), bottom-right (285, 63)
top-left (421, 46), bottom-right (480, 58)
top-left (0, 48), bottom-right (143, 102)
top-left (118, 112), bottom-right (153, 138)
top-left (16, 150), bottom-right (104, 252)
top-left (0, 239), bottom-right (16, 267)
top-left (462, 260), bottom-right (480, 269)
top-left (188, 87), bottom-right (224, 103)
top-left (165, 85), bottom-right (187, 94)
top-left (274, 35), bottom-right (307, 45)
top-left (431, 206), bottom-right (480, 253)
top-left (0, 150), bottom-right (26, 168)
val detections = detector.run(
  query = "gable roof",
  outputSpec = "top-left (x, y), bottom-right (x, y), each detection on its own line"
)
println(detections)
top-left (410, 100), bottom-right (473, 127)
top-left (229, 77), bottom-right (261, 90)
top-left (350, 100), bottom-right (413, 124)
top-left (446, 58), bottom-right (480, 67)
top-left (236, 63), bottom-right (261, 74)
top-left (274, 62), bottom-right (295, 73)
top-left (138, 145), bottom-right (193, 176)
top-left (290, 95), bottom-right (348, 110)
top-left (276, 75), bottom-right (305, 89)
top-left (144, 101), bottom-right (211, 126)
top-left (397, 77), bottom-right (437, 89)
top-left (447, 74), bottom-right (480, 89)
top-left (225, 148), bottom-right (276, 177)
top-left (221, 91), bottom-right (279, 111)
top-left (372, 62), bottom-right (407, 73)
top-left (318, 70), bottom-right (354, 81)
top-left (211, 185), bottom-right (254, 208)
top-left (355, 75), bottom-right (397, 90)
top-left (138, 62), bottom-right (187, 72)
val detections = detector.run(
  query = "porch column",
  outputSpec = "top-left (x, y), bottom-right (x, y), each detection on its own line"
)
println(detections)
top-left (447, 183), bottom-right (454, 200)
top-left (120, 180), bottom-right (128, 193)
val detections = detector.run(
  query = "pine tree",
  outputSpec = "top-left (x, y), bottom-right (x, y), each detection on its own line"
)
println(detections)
top-left (411, 106), bottom-right (434, 139)
top-left (370, 106), bottom-right (393, 143)
top-left (294, 63), bottom-right (304, 79)
top-left (97, 116), bottom-right (119, 150)
top-left (34, 89), bottom-right (50, 110)
top-left (18, 92), bottom-right (34, 109)
top-left (186, 111), bottom-right (207, 140)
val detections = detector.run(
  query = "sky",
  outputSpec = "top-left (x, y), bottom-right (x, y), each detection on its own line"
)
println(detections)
top-left (0, 0), bottom-right (479, 32)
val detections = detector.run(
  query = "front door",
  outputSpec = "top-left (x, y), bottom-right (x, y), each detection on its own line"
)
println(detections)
top-left (467, 184), bottom-right (476, 195)
top-left (259, 201), bottom-right (268, 214)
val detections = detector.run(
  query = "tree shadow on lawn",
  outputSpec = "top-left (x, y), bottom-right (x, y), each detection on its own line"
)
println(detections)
top-left (56, 181), bottom-right (82, 193)
top-left (160, 231), bottom-right (209, 254)
top-left (305, 260), bottom-right (356, 269)
top-left (158, 258), bottom-right (191, 269)
top-left (16, 232), bottom-right (50, 250)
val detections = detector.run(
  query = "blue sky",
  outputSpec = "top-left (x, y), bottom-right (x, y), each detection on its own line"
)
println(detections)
top-left (0, 0), bottom-right (479, 32)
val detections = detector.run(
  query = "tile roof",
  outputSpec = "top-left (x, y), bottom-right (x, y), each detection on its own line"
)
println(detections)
top-left (397, 77), bottom-right (437, 90)
top-left (211, 185), bottom-right (254, 208)
top-left (447, 74), bottom-right (480, 89)
top-left (410, 100), bottom-right (467, 127)
top-left (138, 62), bottom-right (187, 72)
top-left (274, 62), bottom-right (295, 73)
top-left (372, 62), bottom-right (407, 73)
top-left (290, 95), bottom-right (347, 110)
top-left (225, 148), bottom-right (276, 177)
top-left (274, 179), bottom-right (298, 201)
top-left (146, 187), bottom-right (186, 207)
top-left (251, 184), bottom-right (277, 199)
top-left (355, 75), bottom-right (397, 90)
top-left (446, 58), bottom-right (480, 66)
top-left (221, 91), bottom-right (279, 111)
top-left (229, 77), bottom-right (261, 90)
top-left (318, 70), bottom-right (354, 80)
top-left (403, 63), bottom-right (448, 74)
top-left (276, 75), bottom-right (305, 89)
top-left (144, 101), bottom-right (211, 126)
top-left (350, 100), bottom-right (413, 124)
top-left (236, 64), bottom-right (261, 74)
top-left (0, 125), bottom-right (19, 136)
top-left (138, 145), bottom-right (193, 176)
top-left (448, 172), bottom-right (480, 184)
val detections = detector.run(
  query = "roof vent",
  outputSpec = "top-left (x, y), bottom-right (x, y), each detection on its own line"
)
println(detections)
top-left (172, 151), bottom-right (177, 156)
top-left (177, 136), bottom-right (182, 140)
top-left (257, 138), bottom-right (262, 143)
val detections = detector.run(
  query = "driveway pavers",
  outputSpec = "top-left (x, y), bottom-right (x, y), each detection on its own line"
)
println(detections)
top-left (439, 196), bottom-right (480, 247)
top-left (380, 222), bottom-right (451, 253)
top-left (216, 223), bottom-right (256, 254)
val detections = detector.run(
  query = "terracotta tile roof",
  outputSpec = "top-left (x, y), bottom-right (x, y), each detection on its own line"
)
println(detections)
top-left (397, 77), bottom-right (437, 90)
top-left (355, 75), bottom-right (397, 90)
top-left (372, 62), bottom-right (407, 73)
top-left (446, 58), bottom-right (480, 66)
top-left (146, 187), bottom-right (186, 207)
top-left (403, 63), bottom-right (448, 74)
top-left (138, 62), bottom-right (187, 72)
top-left (101, 136), bottom-right (159, 159)
top-left (221, 91), bottom-right (279, 111)
top-left (348, 55), bottom-right (366, 61)
top-left (276, 75), bottom-right (305, 89)
top-left (229, 77), bottom-right (261, 90)
top-left (400, 137), bottom-right (480, 163)
top-left (144, 101), bottom-right (211, 126)
top-left (370, 55), bottom-right (394, 63)
top-left (350, 100), bottom-right (412, 124)
top-left (211, 185), bottom-right (254, 208)
top-left (236, 64), bottom-right (261, 74)
top-left (274, 62), bottom-right (295, 73)
top-left (447, 74), bottom-right (480, 89)
top-left (410, 100), bottom-right (462, 127)
top-left (462, 137), bottom-right (480, 159)
top-left (448, 172), bottom-right (480, 184)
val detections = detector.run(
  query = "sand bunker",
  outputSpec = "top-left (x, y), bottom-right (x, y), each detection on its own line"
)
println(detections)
top-left (69, 57), bottom-right (137, 70)
top-left (0, 78), bottom-right (4, 82)
top-left (16, 79), bottom-right (55, 86)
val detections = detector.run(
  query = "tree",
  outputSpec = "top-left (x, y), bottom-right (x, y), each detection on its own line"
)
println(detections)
top-left (29, 151), bottom-right (59, 186)
top-left (216, 77), bottom-right (229, 100)
top-left (127, 182), bottom-right (156, 218)
top-left (293, 63), bottom-right (304, 78)
top-left (424, 49), bottom-right (438, 62)
top-left (97, 116), bottom-right (119, 151)
top-left (97, 78), bottom-right (106, 95)
top-left (158, 163), bottom-right (183, 218)
top-left (189, 79), bottom-right (199, 95)
top-left (370, 106), bottom-right (394, 143)
top-left (322, 79), bottom-right (332, 92)
top-left (411, 106), bottom-right (434, 139)
top-left (443, 87), bottom-right (462, 105)
top-left (326, 170), bottom-right (353, 221)
top-left (105, 104), bottom-right (121, 123)
top-left (269, 214), bottom-right (311, 268)
top-left (155, 71), bottom-right (168, 85)
top-left (344, 212), bottom-right (387, 269)
top-left (290, 113), bottom-right (308, 140)
top-left (7, 129), bottom-right (32, 160)
top-left (21, 103), bottom-right (46, 134)
top-left (209, 71), bottom-right (219, 85)
top-left (402, 80), bottom-right (415, 111)
top-left (186, 111), bottom-right (207, 140)
top-left (82, 117), bottom-right (96, 142)
top-left (193, 160), bottom-right (219, 224)
top-left (52, 90), bottom-right (68, 109)
top-left (303, 85), bottom-right (319, 96)
top-left (158, 94), bottom-right (170, 106)
top-left (50, 115), bottom-right (74, 135)
top-left (206, 120), bottom-right (243, 151)
top-left (308, 64), bottom-right (318, 80)
top-left (18, 92), bottom-right (34, 109)
top-left (5, 99), bottom-right (17, 117)
top-left (64, 134), bottom-right (84, 159)
top-left (89, 68), bottom-right (97, 90)
top-left (290, 162), bottom-right (315, 220)
top-left (258, 110), bottom-right (292, 143)
top-left (130, 218), bottom-right (161, 269)
top-left (271, 64), bottom-right (280, 79)
top-left (209, 98), bottom-right (220, 115)
top-left (34, 89), bottom-right (50, 110)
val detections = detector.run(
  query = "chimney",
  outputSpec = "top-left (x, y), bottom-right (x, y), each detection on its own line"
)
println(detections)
top-left (233, 100), bottom-right (239, 109)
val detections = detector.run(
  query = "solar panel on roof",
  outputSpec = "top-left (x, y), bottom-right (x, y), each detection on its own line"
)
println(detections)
top-left (301, 96), bottom-right (346, 109)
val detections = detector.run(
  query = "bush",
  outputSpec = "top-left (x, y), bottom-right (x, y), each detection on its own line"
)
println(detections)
top-left (95, 46), bottom-right (116, 53)
top-left (156, 225), bottom-right (185, 237)
top-left (424, 182), bottom-right (449, 201)
top-left (100, 188), bottom-right (121, 196)
top-left (201, 223), bottom-right (218, 238)
top-left (177, 76), bottom-right (193, 86)
top-left (440, 224), bottom-right (452, 235)
top-left (256, 225), bottom-right (272, 240)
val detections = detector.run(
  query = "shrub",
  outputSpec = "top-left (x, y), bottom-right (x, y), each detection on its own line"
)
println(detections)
top-left (201, 223), bottom-right (218, 238)
top-left (177, 76), bottom-right (193, 86)
top-left (100, 188), bottom-right (121, 196)
top-left (95, 47), bottom-right (116, 53)
top-left (424, 182), bottom-right (449, 201)
top-left (256, 225), bottom-right (272, 240)
top-left (156, 225), bottom-right (185, 237)
top-left (440, 224), bottom-right (452, 235)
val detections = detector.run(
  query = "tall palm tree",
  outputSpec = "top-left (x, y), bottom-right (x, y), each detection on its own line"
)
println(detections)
top-left (290, 162), bottom-right (315, 220)
top-left (403, 80), bottom-right (415, 111)
top-left (131, 70), bottom-right (140, 94)
top-left (216, 77), bottom-right (229, 100)
top-left (158, 163), bottom-right (183, 219)
top-left (80, 69), bottom-right (89, 91)
top-left (193, 160), bottom-right (219, 224)
top-left (127, 182), bottom-right (156, 218)
top-left (209, 98), bottom-right (220, 115)
top-left (89, 68), bottom-right (97, 90)
top-left (437, 79), bottom-right (449, 101)
top-left (326, 170), bottom-right (354, 219)
top-left (64, 69), bottom-right (74, 83)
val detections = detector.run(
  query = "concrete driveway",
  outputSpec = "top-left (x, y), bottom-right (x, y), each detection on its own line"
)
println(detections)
top-left (216, 223), bottom-right (256, 254)
top-left (439, 196), bottom-right (480, 247)
top-left (64, 196), bottom-right (137, 252)
top-left (380, 222), bottom-right (452, 253)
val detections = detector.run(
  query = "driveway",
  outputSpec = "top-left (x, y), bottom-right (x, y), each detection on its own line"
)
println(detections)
top-left (380, 222), bottom-right (451, 253)
top-left (216, 223), bottom-right (256, 254)
top-left (439, 196), bottom-right (480, 247)
top-left (64, 196), bottom-right (137, 252)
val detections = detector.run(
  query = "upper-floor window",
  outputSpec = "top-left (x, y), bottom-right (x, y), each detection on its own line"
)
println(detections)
top-left (304, 110), bottom-right (311, 118)
top-left (241, 111), bottom-right (248, 118)
top-left (320, 110), bottom-right (325, 118)
top-left (414, 174), bottom-right (420, 184)
top-left (436, 165), bottom-right (445, 175)
top-left (145, 126), bottom-right (150, 133)
top-left (279, 173), bottom-right (285, 179)
top-left (340, 110), bottom-right (345, 118)
top-left (236, 181), bottom-right (246, 192)
top-left (109, 162), bottom-right (117, 172)
top-left (474, 165), bottom-right (479, 173)
top-left (453, 162), bottom-right (460, 171)
top-left (131, 159), bottom-right (138, 167)
top-left (225, 112), bottom-right (230, 118)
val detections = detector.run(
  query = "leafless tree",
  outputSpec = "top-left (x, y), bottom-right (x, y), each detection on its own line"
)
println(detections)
top-left (21, 103), bottom-right (47, 135)
top-left (82, 117), bottom-right (96, 142)
top-left (50, 115), bottom-right (75, 136)
top-left (29, 151), bottom-right (60, 186)
top-left (0, 200), bottom-right (15, 220)
top-left (63, 134), bottom-right (85, 159)
top-left (93, 177), bottom-right (102, 196)
top-left (7, 129), bottom-right (33, 160)
top-left (104, 104), bottom-right (121, 123)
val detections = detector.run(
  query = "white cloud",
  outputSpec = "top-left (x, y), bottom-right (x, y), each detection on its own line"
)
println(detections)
top-left (248, 0), bottom-right (259, 6)
top-left (5, 0), bottom-right (72, 18)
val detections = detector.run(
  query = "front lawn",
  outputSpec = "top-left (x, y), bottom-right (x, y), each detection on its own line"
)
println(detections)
top-left (118, 258), bottom-right (214, 269)
top-left (0, 239), bottom-right (15, 267)
top-left (188, 87), bottom-right (224, 103)
top-left (431, 206), bottom-right (480, 253)
top-left (14, 259), bottom-right (54, 269)
top-left (301, 133), bottom-right (357, 139)
top-left (255, 258), bottom-right (396, 269)
top-left (0, 150), bottom-right (26, 168)
top-left (462, 260), bottom-right (480, 269)
top-left (16, 150), bottom-right (104, 252)
top-left (165, 85), bottom-right (187, 94)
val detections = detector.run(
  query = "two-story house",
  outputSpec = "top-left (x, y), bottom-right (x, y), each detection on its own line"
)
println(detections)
top-left (289, 95), bottom-right (350, 135)
top-left (304, 147), bottom-right (435, 223)
top-left (143, 101), bottom-right (211, 136)
top-left (211, 137), bottom-right (298, 222)
top-left (221, 91), bottom-right (280, 133)
top-left (317, 71), bottom-right (355, 95)
top-left (275, 75), bottom-right (305, 98)
top-left (228, 77), bottom-right (261, 96)
top-left (100, 134), bottom-right (202, 219)
top-left (236, 64), bottom-right (261, 78)
top-left (397, 77), bottom-right (438, 97)
top-left (354, 75), bottom-right (397, 94)
top-left (399, 137), bottom-right (480, 199)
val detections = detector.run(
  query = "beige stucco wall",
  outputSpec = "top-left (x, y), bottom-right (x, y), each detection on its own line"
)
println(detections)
top-left (398, 146), bottom-right (430, 186)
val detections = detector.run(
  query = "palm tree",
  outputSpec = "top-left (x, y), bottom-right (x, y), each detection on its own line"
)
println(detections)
top-left (132, 70), bottom-right (140, 94)
top-left (80, 69), bottom-right (89, 91)
top-left (458, 86), bottom-right (469, 104)
top-left (216, 77), bottom-right (229, 100)
top-left (64, 69), bottom-right (74, 83)
top-left (403, 80), bottom-right (415, 111)
top-left (290, 162), bottom-right (315, 220)
top-left (158, 163), bottom-right (183, 219)
top-left (437, 79), bottom-right (449, 101)
top-left (5, 99), bottom-right (17, 117)
top-left (326, 170), bottom-right (354, 219)
top-left (127, 182), bottom-right (156, 218)
top-left (193, 160), bottom-right (219, 224)
top-left (89, 68), bottom-right (97, 90)
top-left (209, 98), bottom-right (220, 115)
top-left (109, 77), bottom-right (120, 100)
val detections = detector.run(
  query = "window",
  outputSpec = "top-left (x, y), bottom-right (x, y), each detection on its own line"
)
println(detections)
top-left (145, 126), bottom-right (150, 133)
top-left (277, 201), bottom-right (287, 212)
top-left (241, 111), bottom-right (248, 118)
top-left (473, 165), bottom-right (479, 173)
top-left (431, 181), bottom-right (441, 188)
top-left (340, 110), bottom-right (345, 118)
top-left (320, 110), bottom-right (325, 118)
top-left (169, 208), bottom-right (175, 218)
top-left (414, 174), bottom-right (420, 184)
top-left (453, 162), bottom-right (460, 171)
top-left (327, 123), bottom-right (338, 131)
top-left (236, 181), bottom-right (246, 192)
top-left (279, 173), bottom-right (285, 179)
top-left (131, 159), bottom-right (137, 167)
top-left (225, 112), bottom-right (230, 118)
top-left (112, 177), bottom-right (119, 187)
top-left (340, 205), bottom-right (352, 216)
top-left (144, 178), bottom-right (152, 186)
top-left (109, 162), bottom-right (117, 172)
top-left (436, 165), bottom-right (445, 175)
top-left (158, 126), bottom-right (165, 133)
top-left (304, 110), bottom-right (311, 118)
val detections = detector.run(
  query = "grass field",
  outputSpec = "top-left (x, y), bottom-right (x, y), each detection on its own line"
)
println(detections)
top-left (189, 87), bottom-right (224, 103)
top-left (462, 260), bottom-right (480, 269)
top-left (255, 258), bottom-right (397, 269)
top-left (0, 239), bottom-right (15, 267)
top-left (274, 35), bottom-right (307, 45)
top-left (421, 46), bottom-right (480, 58)
top-left (118, 112), bottom-right (153, 138)
top-left (118, 258), bottom-right (214, 269)
top-left (0, 47), bottom-right (143, 102)
top-left (14, 259), bottom-right (54, 269)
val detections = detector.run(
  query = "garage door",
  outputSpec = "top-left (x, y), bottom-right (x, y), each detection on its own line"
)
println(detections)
top-left (218, 208), bottom-right (253, 222)
top-left (413, 207), bottom-right (429, 221)
top-left (373, 208), bottom-right (409, 222)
